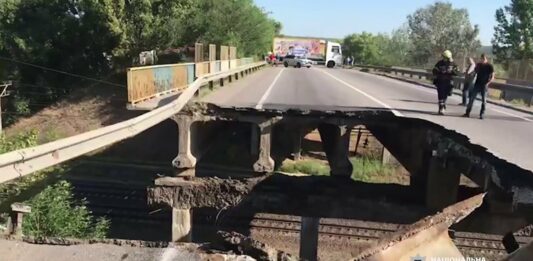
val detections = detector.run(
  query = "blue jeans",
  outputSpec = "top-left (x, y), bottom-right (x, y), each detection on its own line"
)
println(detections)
top-left (462, 82), bottom-right (473, 105)
top-left (466, 85), bottom-right (487, 116)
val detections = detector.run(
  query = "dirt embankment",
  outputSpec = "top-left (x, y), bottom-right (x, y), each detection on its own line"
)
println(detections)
top-left (5, 83), bottom-right (139, 143)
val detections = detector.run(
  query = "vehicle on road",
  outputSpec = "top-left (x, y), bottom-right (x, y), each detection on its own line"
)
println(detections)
top-left (283, 55), bottom-right (313, 68)
top-left (325, 41), bottom-right (343, 68)
top-left (273, 37), bottom-right (343, 68)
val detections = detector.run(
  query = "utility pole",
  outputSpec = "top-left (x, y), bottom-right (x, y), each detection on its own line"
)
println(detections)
top-left (0, 81), bottom-right (12, 134)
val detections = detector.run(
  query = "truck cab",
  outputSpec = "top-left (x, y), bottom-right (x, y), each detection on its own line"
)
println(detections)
top-left (325, 42), bottom-right (343, 68)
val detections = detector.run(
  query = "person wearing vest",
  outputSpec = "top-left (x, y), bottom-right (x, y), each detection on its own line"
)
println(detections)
top-left (432, 50), bottom-right (459, 115)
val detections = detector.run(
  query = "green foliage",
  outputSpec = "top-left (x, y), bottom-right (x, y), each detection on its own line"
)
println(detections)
top-left (23, 181), bottom-right (110, 239)
top-left (280, 157), bottom-right (397, 183)
top-left (350, 157), bottom-right (395, 183)
top-left (510, 99), bottom-right (528, 106)
top-left (493, 63), bottom-right (510, 79)
top-left (493, 0), bottom-right (533, 61)
top-left (0, 0), bottom-right (278, 124)
top-left (186, 0), bottom-right (277, 57)
top-left (343, 32), bottom-right (382, 65)
top-left (342, 28), bottom-right (411, 66)
top-left (407, 2), bottom-right (481, 67)
top-left (0, 130), bottom-right (38, 153)
top-left (280, 160), bottom-right (330, 176)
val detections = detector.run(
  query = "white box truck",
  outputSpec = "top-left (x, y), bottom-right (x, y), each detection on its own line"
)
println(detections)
top-left (273, 37), bottom-right (343, 68)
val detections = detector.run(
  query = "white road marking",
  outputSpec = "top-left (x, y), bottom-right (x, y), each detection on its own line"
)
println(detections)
top-left (491, 108), bottom-right (533, 122)
top-left (255, 68), bottom-right (285, 109)
top-left (320, 69), bottom-right (404, 116)
top-left (347, 70), bottom-right (533, 122)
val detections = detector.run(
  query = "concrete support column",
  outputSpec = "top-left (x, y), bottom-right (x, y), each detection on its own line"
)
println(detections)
top-left (251, 124), bottom-right (275, 173)
top-left (318, 124), bottom-right (353, 177)
top-left (425, 154), bottom-right (461, 210)
top-left (381, 146), bottom-right (395, 165)
top-left (172, 208), bottom-right (192, 242)
top-left (291, 130), bottom-right (303, 161)
top-left (171, 116), bottom-right (197, 169)
top-left (299, 217), bottom-right (319, 261)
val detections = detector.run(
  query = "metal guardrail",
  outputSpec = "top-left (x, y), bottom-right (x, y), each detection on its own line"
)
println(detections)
top-left (355, 64), bottom-right (533, 106)
top-left (0, 61), bottom-right (266, 184)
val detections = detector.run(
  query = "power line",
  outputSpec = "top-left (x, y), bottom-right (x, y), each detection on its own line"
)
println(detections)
top-left (0, 56), bottom-right (126, 88)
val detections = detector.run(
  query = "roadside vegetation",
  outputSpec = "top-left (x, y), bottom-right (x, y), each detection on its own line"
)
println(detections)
top-left (23, 181), bottom-right (109, 239)
top-left (342, 0), bottom-right (533, 82)
top-left (280, 156), bottom-right (403, 184)
top-left (280, 159), bottom-right (330, 176)
top-left (0, 0), bottom-right (280, 125)
top-left (342, 2), bottom-right (480, 68)
top-left (0, 130), bottom-right (107, 239)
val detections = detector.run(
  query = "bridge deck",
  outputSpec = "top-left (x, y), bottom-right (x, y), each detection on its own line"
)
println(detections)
top-left (202, 66), bottom-right (533, 172)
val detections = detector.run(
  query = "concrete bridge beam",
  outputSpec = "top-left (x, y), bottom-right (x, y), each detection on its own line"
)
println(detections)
top-left (291, 129), bottom-right (303, 161)
top-left (425, 154), bottom-right (461, 210)
top-left (318, 123), bottom-right (353, 177)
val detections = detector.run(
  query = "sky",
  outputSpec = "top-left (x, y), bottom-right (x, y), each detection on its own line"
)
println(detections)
top-left (254, 0), bottom-right (509, 46)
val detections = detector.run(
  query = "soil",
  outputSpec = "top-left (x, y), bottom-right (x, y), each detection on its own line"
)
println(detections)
top-left (0, 238), bottom-right (254, 261)
top-left (5, 83), bottom-right (139, 143)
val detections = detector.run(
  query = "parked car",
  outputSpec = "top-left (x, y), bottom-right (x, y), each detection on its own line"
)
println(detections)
top-left (283, 55), bottom-right (312, 68)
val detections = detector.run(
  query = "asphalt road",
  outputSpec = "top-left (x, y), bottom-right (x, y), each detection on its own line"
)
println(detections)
top-left (203, 66), bottom-right (533, 172)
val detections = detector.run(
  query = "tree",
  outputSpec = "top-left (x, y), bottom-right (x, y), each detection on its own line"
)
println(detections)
top-left (493, 0), bottom-right (533, 61)
top-left (0, 0), bottom-right (123, 108)
top-left (342, 31), bottom-right (411, 66)
top-left (343, 32), bottom-right (382, 65)
top-left (407, 2), bottom-right (481, 67)
top-left (385, 26), bottom-right (412, 66)
top-left (185, 0), bottom-right (277, 57)
top-left (0, 0), bottom-right (279, 124)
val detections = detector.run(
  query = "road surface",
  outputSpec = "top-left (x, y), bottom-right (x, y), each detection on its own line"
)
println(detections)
top-left (203, 66), bottom-right (533, 172)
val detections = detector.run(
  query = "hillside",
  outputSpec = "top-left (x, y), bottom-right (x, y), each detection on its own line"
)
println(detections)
top-left (5, 84), bottom-right (139, 144)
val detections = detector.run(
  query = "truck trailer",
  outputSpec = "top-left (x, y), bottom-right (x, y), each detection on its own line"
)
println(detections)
top-left (273, 36), bottom-right (343, 68)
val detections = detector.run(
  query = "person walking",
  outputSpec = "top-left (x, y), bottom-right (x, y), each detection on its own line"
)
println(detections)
top-left (463, 54), bottom-right (495, 119)
top-left (432, 50), bottom-right (459, 115)
top-left (268, 52), bottom-right (277, 67)
top-left (459, 57), bottom-right (477, 106)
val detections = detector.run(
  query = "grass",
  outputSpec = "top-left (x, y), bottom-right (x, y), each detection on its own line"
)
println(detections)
top-left (280, 157), bottom-right (398, 183)
top-left (350, 157), bottom-right (395, 183)
top-left (510, 99), bottom-right (528, 107)
top-left (280, 159), bottom-right (330, 176)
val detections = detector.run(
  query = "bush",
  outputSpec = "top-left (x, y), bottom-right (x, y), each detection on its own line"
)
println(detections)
top-left (351, 157), bottom-right (394, 183)
top-left (0, 130), bottom-right (38, 153)
top-left (510, 99), bottom-right (527, 107)
top-left (23, 181), bottom-right (109, 239)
